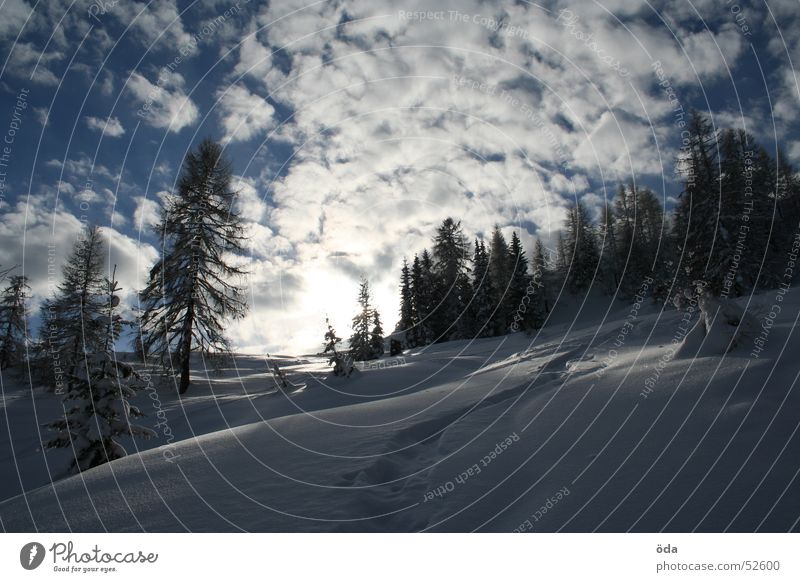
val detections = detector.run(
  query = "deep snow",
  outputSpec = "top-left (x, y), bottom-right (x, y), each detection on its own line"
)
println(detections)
top-left (2, 288), bottom-right (800, 532)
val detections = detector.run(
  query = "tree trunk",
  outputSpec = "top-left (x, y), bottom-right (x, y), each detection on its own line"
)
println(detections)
top-left (178, 302), bottom-right (194, 394)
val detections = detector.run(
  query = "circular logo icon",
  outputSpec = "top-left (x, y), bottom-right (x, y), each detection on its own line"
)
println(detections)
top-left (20, 542), bottom-right (46, 570)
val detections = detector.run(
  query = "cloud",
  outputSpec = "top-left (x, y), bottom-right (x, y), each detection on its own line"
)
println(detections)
top-left (127, 70), bottom-right (199, 131)
top-left (216, 84), bottom-right (276, 143)
top-left (85, 115), bottom-right (126, 137)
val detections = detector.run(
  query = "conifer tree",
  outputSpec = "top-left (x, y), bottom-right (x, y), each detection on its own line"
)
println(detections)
top-left (563, 201), bottom-right (600, 294)
top-left (349, 277), bottom-right (378, 361)
top-left (139, 138), bottom-right (249, 394)
top-left (469, 239), bottom-right (494, 337)
top-left (45, 270), bottom-right (155, 474)
top-left (673, 110), bottom-right (720, 294)
top-left (398, 258), bottom-right (415, 346)
top-left (0, 275), bottom-right (29, 369)
top-left (531, 238), bottom-right (551, 314)
top-left (507, 232), bottom-right (538, 331)
top-left (597, 202), bottom-right (619, 294)
top-left (39, 225), bottom-right (106, 391)
top-left (431, 218), bottom-right (471, 341)
top-left (411, 250), bottom-right (435, 345)
top-left (323, 316), bottom-right (352, 376)
top-left (488, 225), bottom-right (511, 334)
top-left (370, 310), bottom-right (384, 358)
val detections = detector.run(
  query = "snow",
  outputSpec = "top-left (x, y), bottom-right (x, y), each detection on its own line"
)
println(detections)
top-left (2, 287), bottom-right (800, 532)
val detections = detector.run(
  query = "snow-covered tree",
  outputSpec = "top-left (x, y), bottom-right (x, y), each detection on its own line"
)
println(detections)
top-left (370, 310), bottom-right (384, 359)
top-left (323, 316), bottom-right (353, 377)
top-left (45, 270), bottom-right (156, 474)
top-left (38, 226), bottom-right (107, 391)
top-left (350, 278), bottom-right (380, 361)
top-left (673, 110), bottom-right (720, 295)
top-left (0, 275), bottom-right (29, 369)
top-left (139, 138), bottom-right (249, 394)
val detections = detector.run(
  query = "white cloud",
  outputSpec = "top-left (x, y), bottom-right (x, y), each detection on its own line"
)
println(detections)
top-left (85, 115), bottom-right (126, 137)
top-left (127, 70), bottom-right (199, 132)
top-left (216, 84), bottom-right (276, 143)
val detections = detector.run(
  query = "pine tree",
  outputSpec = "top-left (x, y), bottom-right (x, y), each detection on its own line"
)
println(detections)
top-left (488, 225), bottom-right (511, 334)
top-left (39, 225), bottom-right (107, 391)
top-left (563, 201), bottom-right (600, 294)
top-left (349, 277), bottom-right (377, 361)
top-left (597, 201), bottom-right (619, 294)
top-left (139, 138), bottom-right (249, 394)
top-left (370, 310), bottom-right (384, 358)
top-left (507, 232), bottom-right (538, 331)
top-left (45, 270), bottom-right (156, 474)
top-left (431, 218), bottom-right (471, 341)
top-left (673, 110), bottom-right (720, 295)
top-left (531, 238), bottom-right (551, 315)
top-left (0, 275), bottom-right (29, 369)
top-left (410, 250), bottom-right (435, 345)
top-left (397, 258), bottom-right (415, 346)
top-left (469, 239), bottom-right (494, 337)
top-left (323, 316), bottom-right (352, 377)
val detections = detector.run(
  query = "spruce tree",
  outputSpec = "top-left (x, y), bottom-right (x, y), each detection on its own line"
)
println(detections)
top-left (673, 110), bottom-right (720, 295)
top-left (469, 239), bottom-right (494, 337)
top-left (139, 138), bottom-right (249, 394)
top-left (563, 201), bottom-right (600, 294)
top-left (349, 277), bottom-right (377, 361)
top-left (398, 258), bottom-right (415, 346)
top-left (323, 316), bottom-right (352, 376)
top-left (39, 225), bottom-right (106, 391)
top-left (431, 218), bottom-right (471, 341)
top-left (531, 238), bottom-right (551, 315)
top-left (488, 225), bottom-right (511, 334)
top-left (370, 310), bottom-right (384, 358)
top-left (0, 275), bottom-right (29, 369)
top-left (411, 250), bottom-right (435, 345)
top-left (507, 231), bottom-right (537, 331)
top-left (45, 270), bottom-right (155, 474)
top-left (597, 202), bottom-right (619, 294)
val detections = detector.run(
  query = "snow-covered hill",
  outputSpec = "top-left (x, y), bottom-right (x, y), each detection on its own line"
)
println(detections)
top-left (2, 289), bottom-right (800, 532)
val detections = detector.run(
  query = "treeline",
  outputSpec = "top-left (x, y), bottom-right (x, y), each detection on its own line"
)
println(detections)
top-left (396, 111), bottom-right (800, 347)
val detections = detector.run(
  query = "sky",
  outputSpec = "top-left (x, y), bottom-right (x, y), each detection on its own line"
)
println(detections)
top-left (0, 0), bottom-right (798, 355)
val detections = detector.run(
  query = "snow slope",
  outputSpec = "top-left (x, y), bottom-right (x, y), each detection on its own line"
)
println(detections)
top-left (2, 288), bottom-right (800, 532)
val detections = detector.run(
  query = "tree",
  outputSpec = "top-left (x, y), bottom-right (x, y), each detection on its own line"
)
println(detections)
top-left (488, 225), bottom-right (512, 334)
top-left (430, 217), bottom-right (471, 341)
top-left (673, 110), bottom-right (720, 295)
top-left (597, 201), bottom-right (619, 294)
top-left (370, 310), bottom-right (384, 358)
top-left (563, 201), bottom-right (600, 294)
top-left (531, 238), bottom-right (551, 315)
top-left (44, 270), bottom-right (156, 474)
top-left (0, 275), bottom-right (29, 369)
top-left (397, 258), bottom-right (415, 346)
top-left (507, 231), bottom-right (538, 331)
top-left (350, 277), bottom-right (378, 361)
top-left (323, 316), bottom-right (352, 377)
top-left (410, 251), bottom-right (435, 345)
top-left (139, 138), bottom-right (249, 394)
top-left (469, 239), bottom-right (494, 337)
top-left (39, 226), bottom-right (107, 391)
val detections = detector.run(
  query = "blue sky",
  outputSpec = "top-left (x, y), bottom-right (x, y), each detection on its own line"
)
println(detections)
top-left (0, 0), bottom-right (798, 354)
